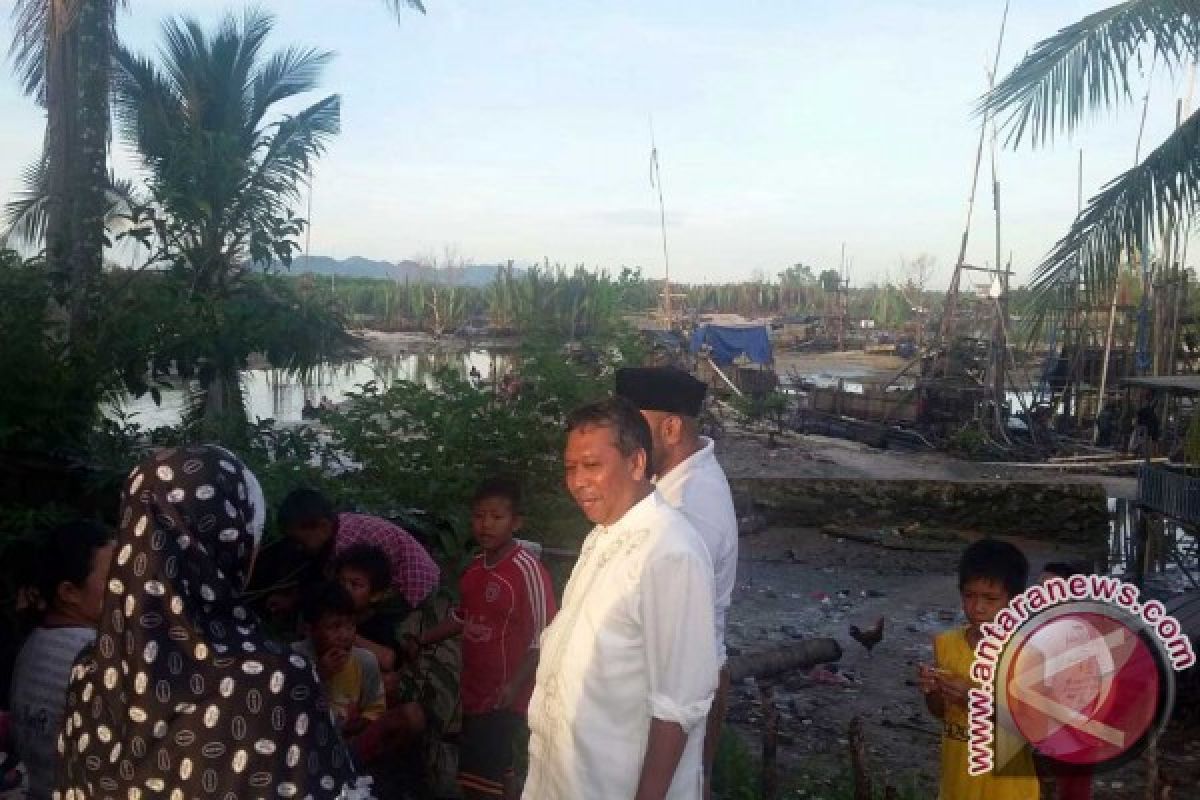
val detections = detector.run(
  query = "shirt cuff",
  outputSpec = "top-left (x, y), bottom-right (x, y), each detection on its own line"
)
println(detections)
top-left (648, 692), bottom-right (714, 733)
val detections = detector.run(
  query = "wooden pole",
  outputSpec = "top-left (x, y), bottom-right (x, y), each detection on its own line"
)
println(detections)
top-left (849, 716), bottom-right (874, 800)
top-left (840, 243), bottom-right (847, 352)
top-left (1095, 281), bottom-right (1122, 442)
top-left (759, 682), bottom-right (779, 800)
top-left (989, 111), bottom-right (1009, 438)
top-left (1167, 263), bottom-right (1185, 376)
top-left (650, 122), bottom-right (673, 331)
top-left (937, 0), bottom-right (1011, 358)
top-left (1096, 78), bottom-right (1158, 434)
top-left (726, 639), bottom-right (843, 683)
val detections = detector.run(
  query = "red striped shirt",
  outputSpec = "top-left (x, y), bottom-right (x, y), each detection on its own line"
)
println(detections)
top-left (456, 544), bottom-right (556, 715)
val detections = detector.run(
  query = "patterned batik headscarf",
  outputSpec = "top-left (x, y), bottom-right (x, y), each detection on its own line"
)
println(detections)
top-left (55, 445), bottom-right (373, 800)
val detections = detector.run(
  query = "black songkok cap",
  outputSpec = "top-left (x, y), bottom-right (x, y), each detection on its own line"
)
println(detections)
top-left (615, 367), bottom-right (707, 417)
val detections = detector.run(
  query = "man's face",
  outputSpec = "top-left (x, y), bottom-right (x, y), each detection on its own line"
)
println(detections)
top-left (310, 612), bottom-right (356, 654)
top-left (287, 519), bottom-right (334, 555)
top-left (563, 424), bottom-right (647, 526)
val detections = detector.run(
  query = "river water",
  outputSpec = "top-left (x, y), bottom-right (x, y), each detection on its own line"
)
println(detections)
top-left (114, 348), bottom-right (510, 429)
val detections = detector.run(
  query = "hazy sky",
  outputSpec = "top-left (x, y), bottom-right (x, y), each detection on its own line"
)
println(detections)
top-left (0, 0), bottom-right (1192, 287)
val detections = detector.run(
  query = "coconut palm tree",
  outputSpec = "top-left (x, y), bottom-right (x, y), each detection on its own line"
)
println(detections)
top-left (9, 0), bottom-right (121, 345)
top-left (983, 2), bottom-right (1200, 304)
top-left (113, 8), bottom-right (358, 438)
top-left (5, 0), bottom-right (423, 443)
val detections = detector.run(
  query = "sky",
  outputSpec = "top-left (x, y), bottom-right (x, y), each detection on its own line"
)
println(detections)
top-left (0, 0), bottom-right (1193, 288)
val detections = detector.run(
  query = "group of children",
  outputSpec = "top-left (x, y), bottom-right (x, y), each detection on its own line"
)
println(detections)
top-left (281, 478), bottom-right (555, 800)
top-left (1, 472), bottom-right (1107, 800)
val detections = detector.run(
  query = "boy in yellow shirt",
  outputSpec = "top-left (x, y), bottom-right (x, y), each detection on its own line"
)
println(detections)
top-left (294, 582), bottom-right (387, 754)
top-left (919, 538), bottom-right (1040, 800)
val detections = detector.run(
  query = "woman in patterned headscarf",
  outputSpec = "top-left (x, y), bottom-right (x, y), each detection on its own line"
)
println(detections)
top-left (54, 445), bottom-right (374, 800)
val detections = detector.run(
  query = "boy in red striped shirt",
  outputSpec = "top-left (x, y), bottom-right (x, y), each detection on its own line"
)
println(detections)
top-left (414, 478), bottom-right (557, 799)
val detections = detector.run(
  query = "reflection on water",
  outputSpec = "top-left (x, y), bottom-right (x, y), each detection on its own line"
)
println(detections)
top-left (114, 349), bottom-right (511, 429)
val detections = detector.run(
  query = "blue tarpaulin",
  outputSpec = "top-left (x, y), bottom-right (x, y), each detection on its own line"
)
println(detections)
top-left (690, 324), bottom-right (772, 366)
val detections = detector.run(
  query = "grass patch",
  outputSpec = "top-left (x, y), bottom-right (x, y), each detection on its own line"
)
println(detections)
top-left (713, 729), bottom-right (927, 800)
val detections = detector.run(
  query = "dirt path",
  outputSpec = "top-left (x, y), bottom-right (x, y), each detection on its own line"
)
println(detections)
top-left (716, 427), bottom-right (1137, 498)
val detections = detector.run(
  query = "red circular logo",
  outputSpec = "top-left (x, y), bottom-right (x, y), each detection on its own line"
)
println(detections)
top-left (1005, 611), bottom-right (1161, 766)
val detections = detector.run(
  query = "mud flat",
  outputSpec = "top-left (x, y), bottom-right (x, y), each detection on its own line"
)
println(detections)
top-left (713, 428), bottom-right (1192, 798)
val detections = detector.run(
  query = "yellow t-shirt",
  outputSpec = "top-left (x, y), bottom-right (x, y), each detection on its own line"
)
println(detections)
top-left (934, 627), bottom-right (1040, 800)
top-left (294, 641), bottom-right (386, 728)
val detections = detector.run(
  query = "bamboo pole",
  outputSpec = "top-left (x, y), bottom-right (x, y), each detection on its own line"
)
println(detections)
top-left (726, 639), bottom-right (843, 683)
top-left (760, 683), bottom-right (779, 800)
top-left (977, 457), bottom-right (1166, 469)
top-left (1097, 74), bottom-right (1158, 435)
top-left (937, 0), bottom-right (1011, 357)
top-left (989, 99), bottom-right (1009, 440)
top-left (849, 716), bottom-right (873, 800)
top-left (706, 356), bottom-right (744, 398)
top-left (650, 121), bottom-right (672, 331)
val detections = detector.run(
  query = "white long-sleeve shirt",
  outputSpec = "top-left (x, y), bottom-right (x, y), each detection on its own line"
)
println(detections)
top-left (655, 436), bottom-right (738, 667)
top-left (523, 490), bottom-right (718, 800)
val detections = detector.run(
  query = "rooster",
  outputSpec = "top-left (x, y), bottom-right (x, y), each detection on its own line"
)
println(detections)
top-left (849, 617), bottom-right (885, 657)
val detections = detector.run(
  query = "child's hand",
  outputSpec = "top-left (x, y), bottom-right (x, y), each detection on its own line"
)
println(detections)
top-left (935, 673), bottom-right (972, 706)
top-left (916, 664), bottom-right (939, 695)
top-left (318, 647), bottom-right (350, 681)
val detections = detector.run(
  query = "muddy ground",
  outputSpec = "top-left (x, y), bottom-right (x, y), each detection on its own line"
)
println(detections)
top-left (715, 431), bottom-right (1198, 799)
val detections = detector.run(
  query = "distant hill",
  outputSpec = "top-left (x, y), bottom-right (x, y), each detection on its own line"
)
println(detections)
top-left (291, 255), bottom-right (512, 287)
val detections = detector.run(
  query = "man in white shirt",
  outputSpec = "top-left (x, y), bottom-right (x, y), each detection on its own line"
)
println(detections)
top-left (524, 398), bottom-right (717, 800)
top-left (617, 366), bottom-right (739, 799)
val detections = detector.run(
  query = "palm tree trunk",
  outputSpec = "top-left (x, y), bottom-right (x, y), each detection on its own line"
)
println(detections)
top-left (67, 0), bottom-right (115, 348)
top-left (43, 1), bottom-right (81, 293)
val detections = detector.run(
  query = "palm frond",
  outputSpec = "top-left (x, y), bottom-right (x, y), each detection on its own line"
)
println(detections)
top-left (8, 0), bottom-right (56, 100)
top-left (249, 46), bottom-right (335, 130)
top-left (3, 157), bottom-right (49, 247)
top-left (158, 15), bottom-right (209, 114)
top-left (113, 46), bottom-right (181, 166)
top-left (1028, 105), bottom-right (1200, 307)
top-left (3, 156), bottom-right (144, 248)
top-left (242, 93), bottom-right (341, 212)
top-left (9, 0), bottom-right (127, 101)
top-left (982, 0), bottom-right (1200, 147)
top-left (378, 0), bottom-right (427, 18)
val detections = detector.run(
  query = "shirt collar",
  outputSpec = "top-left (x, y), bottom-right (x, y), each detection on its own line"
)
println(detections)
top-left (597, 487), bottom-right (661, 536)
top-left (654, 436), bottom-right (715, 492)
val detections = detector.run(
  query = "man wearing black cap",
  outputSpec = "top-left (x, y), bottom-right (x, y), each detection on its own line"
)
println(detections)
top-left (616, 366), bottom-right (738, 799)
